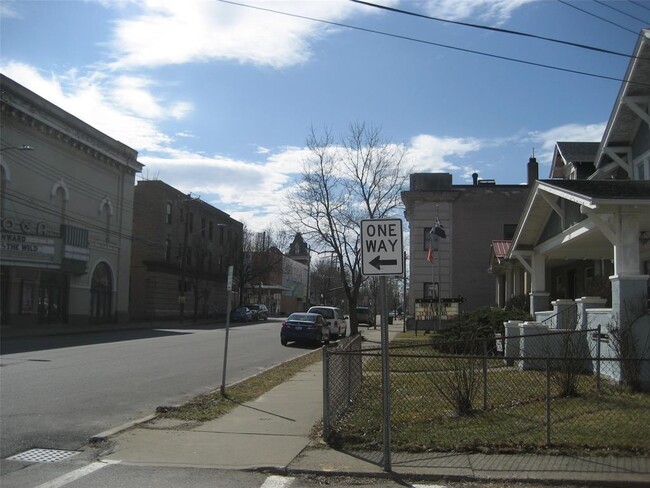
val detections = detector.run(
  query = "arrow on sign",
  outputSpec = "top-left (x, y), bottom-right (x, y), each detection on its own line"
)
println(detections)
top-left (369, 255), bottom-right (398, 270)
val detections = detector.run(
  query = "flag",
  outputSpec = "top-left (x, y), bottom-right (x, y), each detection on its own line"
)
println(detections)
top-left (427, 218), bottom-right (445, 262)
top-left (426, 244), bottom-right (433, 262)
top-left (433, 217), bottom-right (446, 238)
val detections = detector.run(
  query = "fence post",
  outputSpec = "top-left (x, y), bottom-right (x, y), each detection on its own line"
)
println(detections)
top-left (482, 339), bottom-right (488, 411)
top-left (347, 347), bottom-right (352, 404)
top-left (596, 324), bottom-right (601, 393)
top-left (322, 344), bottom-right (330, 441)
top-left (545, 357), bottom-right (551, 446)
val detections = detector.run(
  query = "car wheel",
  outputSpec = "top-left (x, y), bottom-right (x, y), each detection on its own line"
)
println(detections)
top-left (281, 337), bottom-right (288, 346)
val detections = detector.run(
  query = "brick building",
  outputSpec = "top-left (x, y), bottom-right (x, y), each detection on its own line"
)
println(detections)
top-left (129, 180), bottom-right (242, 321)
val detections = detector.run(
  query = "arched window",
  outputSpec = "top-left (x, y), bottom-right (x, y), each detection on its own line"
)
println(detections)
top-left (166, 202), bottom-right (173, 224)
top-left (100, 198), bottom-right (113, 243)
top-left (90, 262), bottom-right (113, 322)
top-left (164, 238), bottom-right (171, 262)
top-left (51, 181), bottom-right (70, 227)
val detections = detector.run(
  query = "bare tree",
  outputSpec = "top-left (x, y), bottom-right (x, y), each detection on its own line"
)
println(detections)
top-left (231, 225), bottom-right (285, 306)
top-left (285, 123), bottom-right (409, 335)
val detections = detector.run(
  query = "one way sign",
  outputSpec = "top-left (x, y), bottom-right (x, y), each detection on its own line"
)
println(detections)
top-left (361, 219), bottom-right (404, 276)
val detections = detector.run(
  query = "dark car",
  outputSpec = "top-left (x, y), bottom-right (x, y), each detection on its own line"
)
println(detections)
top-left (356, 306), bottom-right (374, 327)
top-left (230, 306), bottom-right (253, 322)
top-left (281, 312), bottom-right (330, 346)
top-left (244, 303), bottom-right (269, 320)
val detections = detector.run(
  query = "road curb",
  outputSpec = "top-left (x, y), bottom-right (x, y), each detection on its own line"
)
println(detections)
top-left (89, 413), bottom-right (158, 443)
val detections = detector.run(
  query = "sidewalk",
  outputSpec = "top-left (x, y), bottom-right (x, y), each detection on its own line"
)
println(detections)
top-left (98, 322), bottom-right (650, 486)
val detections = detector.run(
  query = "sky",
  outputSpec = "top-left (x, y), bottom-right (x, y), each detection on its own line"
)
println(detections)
top-left (1, 0), bottom-right (648, 232)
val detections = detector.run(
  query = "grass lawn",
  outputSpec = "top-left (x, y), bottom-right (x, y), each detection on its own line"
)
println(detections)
top-left (330, 333), bottom-right (650, 455)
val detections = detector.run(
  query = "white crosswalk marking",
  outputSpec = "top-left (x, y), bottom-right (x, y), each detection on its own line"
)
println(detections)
top-left (33, 460), bottom-right (120, 488)
top-left (412, 485), bottom-right (448, 488)
top-left (260, 475), bottom-right (295, 488)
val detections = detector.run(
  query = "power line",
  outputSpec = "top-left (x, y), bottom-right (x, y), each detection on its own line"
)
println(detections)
top-left (593, 0), bottom-right (650, 24)
top-left (557, 0), bottom-right (640, 35)
top-left (629, 0), bottom-right (650, 13)
top-left (215, 0), bottom-right (650, 87)
top-left (350, 0), bottom-right (639, 60)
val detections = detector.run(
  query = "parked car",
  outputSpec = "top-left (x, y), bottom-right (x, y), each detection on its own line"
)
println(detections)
top-left (281, 312), bottom-right (330, 346)
top-left (230, 306), bottom-right (253, 322)
top-left (356, 306), bottom-right (375, 327)
top-left (245, 303), bottom-right (269, 320)
top-left (307, 306), bottom-right (348, 339)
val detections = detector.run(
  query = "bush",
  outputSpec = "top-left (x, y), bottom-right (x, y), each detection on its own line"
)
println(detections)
top-left (435, 307), bottom-right (531, 354)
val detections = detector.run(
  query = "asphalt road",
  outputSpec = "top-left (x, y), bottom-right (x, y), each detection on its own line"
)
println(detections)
top-left (0, 318), bottom-right (312, 460)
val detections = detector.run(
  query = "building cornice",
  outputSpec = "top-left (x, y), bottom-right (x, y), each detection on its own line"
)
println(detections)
top-left (1, 75), bottom-right (143, 175)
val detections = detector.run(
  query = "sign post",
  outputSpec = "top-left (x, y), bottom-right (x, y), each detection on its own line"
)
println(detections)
top-left (360, 219), bottom-right (404, 472)
top-left (221, 265), bottom-right (234, 396)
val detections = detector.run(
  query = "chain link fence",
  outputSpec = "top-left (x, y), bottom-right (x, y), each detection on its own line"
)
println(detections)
top-left (323, 328), bottom-right (650, 454)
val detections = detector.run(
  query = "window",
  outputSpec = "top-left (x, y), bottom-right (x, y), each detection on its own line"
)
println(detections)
top-left (209, 221), bottom-right (214, 240)
top-left (220, 226), bottom-right (224, 245)
top-left (188, 213), bottom-right (194, 233)
top-left (164, 239), bottom-right (171, 262)
top-left (423, 227), bottom-right (432, 251)
top-left (201, 217), bottom-right (206, 238)
top-left (165, 202), bottom-right (172, 224)
top-left (424, 282), bottom-right (438, 299)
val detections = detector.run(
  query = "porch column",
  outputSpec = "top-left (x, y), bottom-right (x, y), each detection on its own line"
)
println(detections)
top-left (611, 212), bottom-right (649, 326)
top-left (529, 253), bottom-right (550, 315)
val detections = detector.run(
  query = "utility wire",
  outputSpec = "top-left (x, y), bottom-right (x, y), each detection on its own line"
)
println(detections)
top-left (593, 0), bottom-right (650, 24)
top-left (216, 0), bottom-right (650, 87)
top-left (557, 0), bottom-right (640, 35)
top-left (350, 0), bottom-right (638, 60)
top-left (629, 0), bottom-right (650, 13)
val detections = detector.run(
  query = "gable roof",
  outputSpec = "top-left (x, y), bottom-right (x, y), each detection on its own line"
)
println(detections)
top-left (550, 142), bottom-right (600, 178)
top-left (509, 179), bottom-right (650, 261)
top-left (594, 29), bottom-right (650, 176)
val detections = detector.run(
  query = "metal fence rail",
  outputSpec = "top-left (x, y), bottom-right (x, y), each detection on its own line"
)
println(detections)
top-left (323, 329), bottom-right (650, 454)
top-left (322, 334), bottom-right (363, 440)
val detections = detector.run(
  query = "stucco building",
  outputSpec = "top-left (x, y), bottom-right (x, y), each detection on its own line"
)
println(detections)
top-left (0, 74), bottom-right (143, 335)
top-left (402, 165), bottom-right (535, 324)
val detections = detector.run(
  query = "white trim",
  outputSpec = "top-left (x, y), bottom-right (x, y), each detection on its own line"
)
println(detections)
top-left (0, 160), bottom-right (11, 182)
top-left (51, 180), bottom-right (70, 201)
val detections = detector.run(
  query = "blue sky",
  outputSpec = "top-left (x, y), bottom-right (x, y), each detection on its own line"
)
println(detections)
top-left (1, 0), bottom-right (647, 231)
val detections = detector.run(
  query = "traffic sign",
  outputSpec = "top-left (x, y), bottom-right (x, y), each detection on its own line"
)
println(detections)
top-left (361, 219), bottom-right (404, 276)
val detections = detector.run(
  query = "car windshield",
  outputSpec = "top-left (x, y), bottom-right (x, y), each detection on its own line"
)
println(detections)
top-left (234, 307), bottom-right (248, 313)
top-left (357, 308), bottom-right (368, 313)
top-left (310, 308), bottom-right (334, 319)
top-left (287, 313), bottom-right (317, 323)
top-left (245, 305), bottom-right (259, 310)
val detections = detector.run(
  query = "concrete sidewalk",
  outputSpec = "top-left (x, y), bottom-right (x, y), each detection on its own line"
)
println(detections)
top-left (99, 322), bottom-right (650, 486)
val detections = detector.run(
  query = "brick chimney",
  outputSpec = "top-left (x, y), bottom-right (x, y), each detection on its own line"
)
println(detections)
top-left (527, 156), bottom-right (539, 186)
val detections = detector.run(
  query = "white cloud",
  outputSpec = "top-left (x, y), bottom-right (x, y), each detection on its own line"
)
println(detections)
top-left (407, 134), bottom-right (482, 172)
top-left (528, 122), bottom-right (605, 164)
top-left (423, 0), bottom-right (535, 23)
top-left (0, 62), bottom-right (188, 152)
top-left (107, 0), bottom-right (380, 70)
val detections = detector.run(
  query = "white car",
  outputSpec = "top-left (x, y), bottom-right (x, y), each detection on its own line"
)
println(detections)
top-left (307, 306), bottom-right (348, 339)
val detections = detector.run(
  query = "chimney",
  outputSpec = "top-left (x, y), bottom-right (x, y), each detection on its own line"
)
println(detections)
top-left (472, 172), bottom-right (479, 186)
top-left (527, 156), bottom-right (538, 186)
